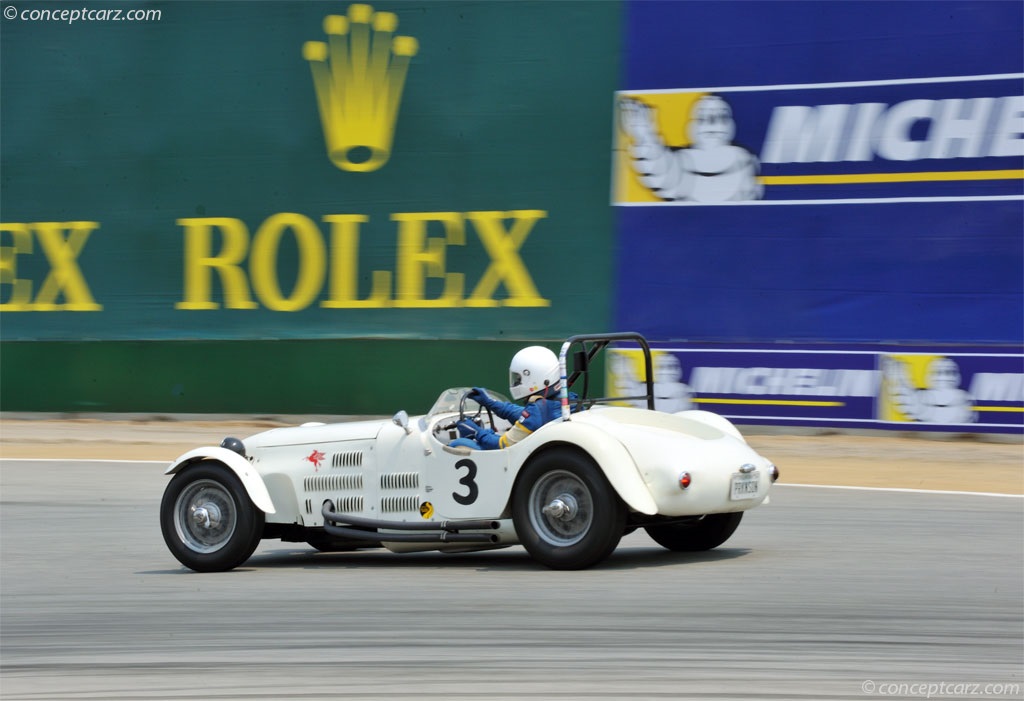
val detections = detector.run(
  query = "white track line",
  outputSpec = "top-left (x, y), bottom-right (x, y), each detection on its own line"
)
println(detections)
top-left (779, 483), bottom-right (1023, 498)
top-left (3, 459), bottom-right (1020, 498)
top-left (0, 457), bottom-right (167, 464)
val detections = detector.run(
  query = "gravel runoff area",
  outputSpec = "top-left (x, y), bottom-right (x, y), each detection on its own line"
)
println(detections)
top-left (0, 413), bottom-right (1021, 495)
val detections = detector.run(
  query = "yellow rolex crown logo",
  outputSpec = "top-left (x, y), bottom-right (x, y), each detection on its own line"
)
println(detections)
top-left (303, 3), bottom-right (418, 173)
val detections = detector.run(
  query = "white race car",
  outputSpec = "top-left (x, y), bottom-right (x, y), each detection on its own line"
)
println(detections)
top-left (160, 333), bottom-right (778, 572)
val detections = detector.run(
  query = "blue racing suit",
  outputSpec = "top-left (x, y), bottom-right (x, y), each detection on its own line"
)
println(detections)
top-left (453, 387), bottom-right (576, 450)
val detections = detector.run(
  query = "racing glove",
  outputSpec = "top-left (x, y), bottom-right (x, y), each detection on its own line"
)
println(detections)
top-left (474, 427), bottom-right (500, 450)
top-left (457, 419), bottom-right (481, 438)
top-left (468, 387), bottom-right (496, 409)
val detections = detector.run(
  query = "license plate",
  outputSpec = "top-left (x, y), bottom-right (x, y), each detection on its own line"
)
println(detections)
top-left (730, 473), bottom-right (760, 500)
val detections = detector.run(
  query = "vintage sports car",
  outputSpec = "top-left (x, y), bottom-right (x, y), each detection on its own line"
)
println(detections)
top-left (160, 333), bottom-right (778, 572)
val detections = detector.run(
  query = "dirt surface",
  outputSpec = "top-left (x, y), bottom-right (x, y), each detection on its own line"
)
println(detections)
top-left (1, 416), bottom-right (1021, 494)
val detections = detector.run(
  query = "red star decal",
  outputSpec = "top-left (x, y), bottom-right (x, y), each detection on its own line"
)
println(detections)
top-left (305, 450), bottom-right (326, 471)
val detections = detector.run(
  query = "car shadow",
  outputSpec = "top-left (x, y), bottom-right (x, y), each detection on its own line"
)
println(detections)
top-left (237, 543), bottom-right (752, 572)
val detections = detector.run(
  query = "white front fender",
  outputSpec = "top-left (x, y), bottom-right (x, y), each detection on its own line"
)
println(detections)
top-left (166, 447), bottom-right (276, 514)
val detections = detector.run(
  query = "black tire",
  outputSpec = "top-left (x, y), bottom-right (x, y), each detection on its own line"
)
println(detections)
top-left (644, 512), bottom-right (743, 552)
top-left (160, 462), bottom-right (264, 572)
top-left (512, 448), bottom-right (626, 570)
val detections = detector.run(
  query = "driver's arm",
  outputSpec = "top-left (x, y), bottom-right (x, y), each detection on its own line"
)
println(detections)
top-left (479, 400), bottom-right (545, 449)
top-left (470, 388), bottom-right (523, 424)
top-left (476, 421), bottom-right (528, 450)
top-left (487, 399), bottom-right (526, 424)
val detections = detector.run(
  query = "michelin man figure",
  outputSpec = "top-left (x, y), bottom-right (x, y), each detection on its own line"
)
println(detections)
top-left (883, 356), bottom-right (975, 424)
top-left (651, 352), bottom-right (694, 413)
top-left (619, 94), bottom-right (762, 202)
top-left (611, 351), bottom-right (693, 413)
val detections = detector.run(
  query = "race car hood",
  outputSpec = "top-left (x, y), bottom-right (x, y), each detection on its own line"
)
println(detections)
top-left (241, 418), bottom-right (385, 449)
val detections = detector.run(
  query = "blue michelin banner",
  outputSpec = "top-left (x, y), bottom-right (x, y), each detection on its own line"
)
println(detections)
top-left (614, 75), bottom-right (1023, 204)
top-left (614, 0), bottom-right (1023, 346)
top-left (607, 345), bottom-right (1024, 434)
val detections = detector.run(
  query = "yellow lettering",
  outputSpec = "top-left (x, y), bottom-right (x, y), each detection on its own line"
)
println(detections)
top-left (0, 223), bottom-right (35, 311)
top-left (321, 214), bottom-right (393, 308)
top-left (249, 213), bottom-right (325, 312)
top-left (176, 218), bottom-right (257, 310)
top-left (172, 209), bottom-right (550, 312)
top-left (466, 210), bottom-right (549, 307)
top-left (392, 212), bottom-right (465, 307)
top-left (32, 222), bottom-right (102, 311)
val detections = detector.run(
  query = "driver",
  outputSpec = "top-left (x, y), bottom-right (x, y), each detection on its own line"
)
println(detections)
top-left (451, 346), bottom-right (571, 450)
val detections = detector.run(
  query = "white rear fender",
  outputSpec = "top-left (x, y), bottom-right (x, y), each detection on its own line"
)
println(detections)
top-left (674, 410), bottom-right (746, 442)
top-left (529, 422), bottom-right (658, 515)
top-left (166, 447), bottom-right (276, 514)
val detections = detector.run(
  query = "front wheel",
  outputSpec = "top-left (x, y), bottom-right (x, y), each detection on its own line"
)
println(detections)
top-left (512, 448), bottom-right (626, 570)
top-left (644, 512), bottom-right (743, 552)
top-left (160, 462), bottom-right (264, 572)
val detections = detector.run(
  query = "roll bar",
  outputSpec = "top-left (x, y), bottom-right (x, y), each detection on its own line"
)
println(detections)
top-left (558, 332), bottom-right (654, 421)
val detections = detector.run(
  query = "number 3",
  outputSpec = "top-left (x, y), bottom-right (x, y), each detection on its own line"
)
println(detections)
top-left (453, 458), bottom-right (479, 505)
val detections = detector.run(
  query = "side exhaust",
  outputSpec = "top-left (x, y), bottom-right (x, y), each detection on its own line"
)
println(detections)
top-left (321, 502), bottom-right (500, 544)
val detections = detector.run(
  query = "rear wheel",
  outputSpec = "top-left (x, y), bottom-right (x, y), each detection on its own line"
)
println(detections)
top-left (644, 512), bottom-right (743, 552)
top-left (512, 448), bottom-right (625, 570)
top-left (160, 462), bottom-right (264, 572)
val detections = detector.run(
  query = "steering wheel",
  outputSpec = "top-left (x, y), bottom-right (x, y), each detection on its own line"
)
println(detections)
top-left (459, 389), bottom-right (496, 432)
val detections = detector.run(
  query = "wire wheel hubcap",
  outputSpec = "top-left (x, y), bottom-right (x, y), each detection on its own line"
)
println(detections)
top-left (529, 469), bottom-right (593, 546)
top-left (174, 479), bottom-right (237, 554)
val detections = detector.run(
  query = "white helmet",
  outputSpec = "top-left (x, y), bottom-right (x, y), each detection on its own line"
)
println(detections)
top-left (508, 346), bottom-right (561, 400)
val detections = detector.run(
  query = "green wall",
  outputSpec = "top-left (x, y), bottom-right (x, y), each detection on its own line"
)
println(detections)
top-left (0, 1), bottom-right (620, 413)
top-left (0, 339), bottom-right (552, 414)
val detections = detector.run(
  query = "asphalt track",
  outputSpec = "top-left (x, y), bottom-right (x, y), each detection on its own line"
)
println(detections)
top-left (1, 459), bottom-right (1022, 701)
